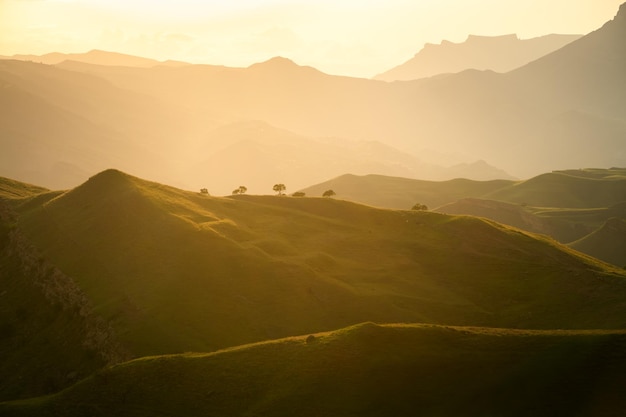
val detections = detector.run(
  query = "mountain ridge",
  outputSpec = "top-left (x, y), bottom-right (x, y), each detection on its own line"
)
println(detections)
top-left (375, 33), bottom-right (581, 81)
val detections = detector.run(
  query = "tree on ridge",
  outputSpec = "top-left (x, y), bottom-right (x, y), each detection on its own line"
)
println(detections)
top-left (273, 184), bottom-right (286, 196)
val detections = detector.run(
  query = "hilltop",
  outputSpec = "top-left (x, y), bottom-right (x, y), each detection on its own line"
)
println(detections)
top-left (2, 323), bottom-right (626, 417)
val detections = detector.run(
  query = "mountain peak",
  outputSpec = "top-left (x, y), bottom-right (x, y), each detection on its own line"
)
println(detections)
top-left (249, 56), bottom-right (298, 69)
top-left (617, 2), bottom-right (626, 20)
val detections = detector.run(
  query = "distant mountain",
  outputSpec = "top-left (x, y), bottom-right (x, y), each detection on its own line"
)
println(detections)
top-left (4, 323), bottom-right (626, 417)
top-left (375, 34), bottom-right (581, 81)
top-left (0, 59), bottom-right (192, 189)
top-left (2, 4), bottom-right (626, 193)
top-left (188, 121), bottom-right (513, 195)
top-left (570, 217), bottom-right (626, 267)
top-left (0, 49), bottom-right (189, 68)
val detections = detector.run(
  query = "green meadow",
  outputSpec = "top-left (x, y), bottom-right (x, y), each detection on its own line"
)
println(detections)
top-left (2, 169), bottom-right (626, 412)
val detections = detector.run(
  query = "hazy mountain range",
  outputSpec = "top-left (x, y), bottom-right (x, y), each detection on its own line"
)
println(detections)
top-left (1, 4), bottom-right (625, 192)
top-left (374, 33), bottom-right (582, 81)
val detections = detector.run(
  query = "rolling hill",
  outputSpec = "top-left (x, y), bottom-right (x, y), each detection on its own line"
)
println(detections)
top-left (570, 218), bottom-right (626, 268)
top-left (8, 170), bottom-right (626, 348)
top-left (298, 173), bottom-right (515, 209)
top-left (2, 323), bottom-right (626, 417)
top-left (301, 168), bottom-right (626, 266)
top-left (374, 33), bottom-right (581, 81)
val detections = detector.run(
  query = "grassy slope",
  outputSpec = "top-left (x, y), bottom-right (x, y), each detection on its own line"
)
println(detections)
top-left (0, 177), bottom-right (48, 200)
top-left (437, 198), bottom-right (626, 244)
top-left (0, 193), bottom-right (128, 401)
top-left (298, 173), bottom-right (514, 209)
top-left (570, 218), bottom-right (626, 268)
top-left (13, 169), bottom-right (626, 360)
top-left (3, 323), bottom-right (626, 417)
top-left (485, 168), bottom-right (626, 208)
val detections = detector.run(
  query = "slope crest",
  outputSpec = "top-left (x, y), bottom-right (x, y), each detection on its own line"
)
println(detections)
top-left (5, 323), bottom-right (626, 417)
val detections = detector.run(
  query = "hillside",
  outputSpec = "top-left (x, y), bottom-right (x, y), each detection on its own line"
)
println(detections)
top-left (0, 197), bottom-right (128, 401)
top-left (375, 34), bottom-right (581, 81)
top-left (436, 199), bottom-right (626, 245)
top-left (298, 173), bottom-right (514, 209)
top-left (13, 170), bottom-right (626, 354)
top-left (3, 169), bottom-right (626, 401)
top-left (485, 169), bottom-right (626, 208)
top-left (570, 218), bottom-right (626, 267)
top-left (303, 169), bottom-right (626, 245)
top-left (0, 177), bottom-right (48, 199)
top-left (3, 323), bottom-right (626, 417)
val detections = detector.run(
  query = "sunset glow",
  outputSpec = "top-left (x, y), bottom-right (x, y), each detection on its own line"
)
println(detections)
top-left (1, 0), bottom-right (622, 77)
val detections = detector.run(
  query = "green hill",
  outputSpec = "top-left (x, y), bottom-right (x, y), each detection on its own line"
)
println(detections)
top-left (5, 169), bottom-right (626, 400)
top-left (0, 177), bottom-right (48, 200)
top-left (570, 218), bottom-right (626, 267)
top-left (298, 173), bottom-right (514, 209)
top-left (0, 198), bottom-right (128, 402)
top-left (437, 198), bottom-right (626, 244)
top-left (3, 323), bottom-right (626, 417)
top-left (485, 169), bottom-right (626, 208)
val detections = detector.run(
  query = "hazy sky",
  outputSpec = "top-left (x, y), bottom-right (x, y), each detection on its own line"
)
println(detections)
top-left (1, 0), bottom-right (622, 77)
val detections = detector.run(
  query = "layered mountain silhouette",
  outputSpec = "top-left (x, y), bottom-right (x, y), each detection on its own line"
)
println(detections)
top-left (2, 4), bottom-right (626, 190)
top-left (0, 49), bottom-right (188, 68)
top-left (374, 34), bottom-right (581, 81)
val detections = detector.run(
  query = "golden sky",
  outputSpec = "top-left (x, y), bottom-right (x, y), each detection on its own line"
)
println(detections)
top-left (0, 0), bottom-right (622, 77)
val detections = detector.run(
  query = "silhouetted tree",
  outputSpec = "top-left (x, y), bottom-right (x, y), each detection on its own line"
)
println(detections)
top-left (232, 186), bottom-right (247, 195)
top-left (273, 183), bottom-right (286, 196)
top-left (411, 203), bottom-right (428, 211)
top-left (200, 188), bottom-right (209, 195)
top-left (292, 191), bottom-right (306, 197)
top-left (323, 189), bottom-right (336, 198)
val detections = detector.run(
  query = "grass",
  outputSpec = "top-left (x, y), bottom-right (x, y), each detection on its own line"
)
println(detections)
top-left (570, 217), bottom-right (626, 267)
top-left (4, 169), bottom-right (626, 402)
top-left (2, 322), bottom-right (626, 416)
top-left (485, 168), bottom-right (626, 208)
top-left (298, 173), bottom-right (514, 209)
top-left (0, 177), bottom-right (48, 200)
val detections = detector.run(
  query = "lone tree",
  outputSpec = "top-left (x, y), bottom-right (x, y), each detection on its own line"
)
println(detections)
top-left (322, 189), bottom-right (336, 198)
top-left (233, 186), bottom-right (247, 195)
top-left (273, 183), bottom-right (286, 196)
top-left (411, 203), bottom-right (428, 211)
top-left (200, 188), bottom-right (209, 195)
